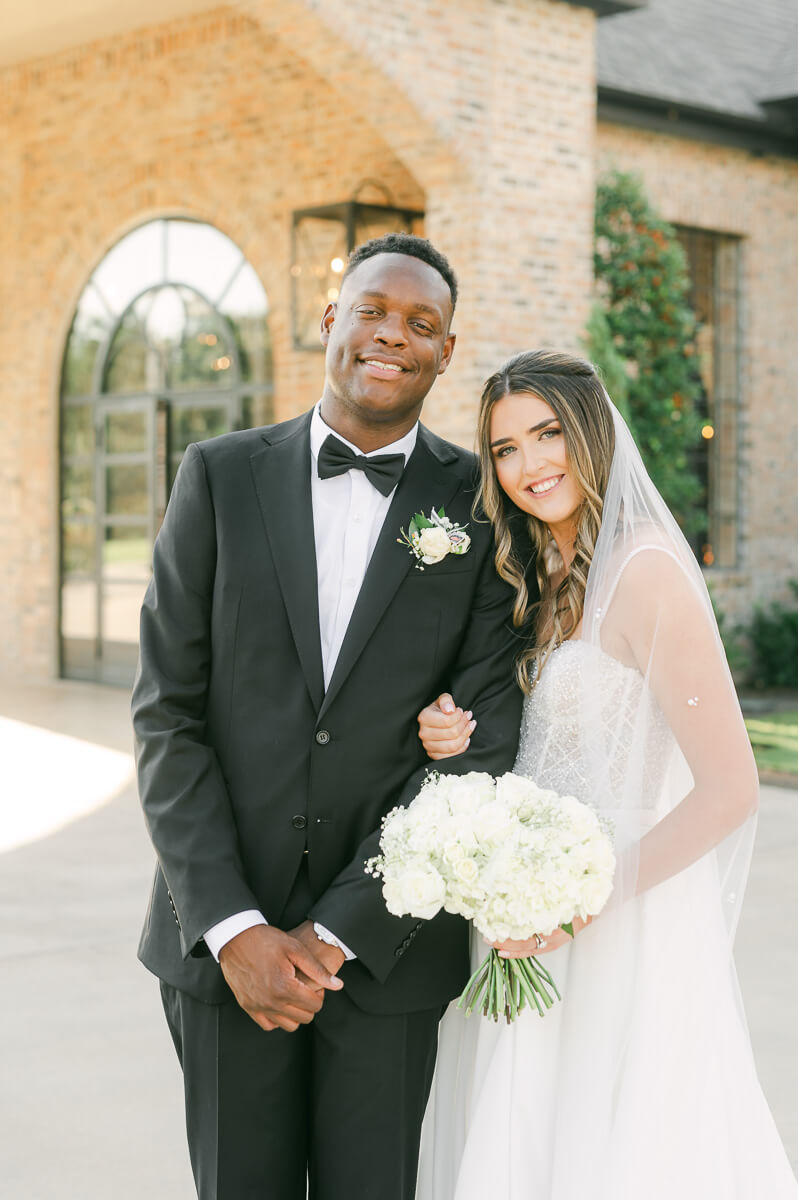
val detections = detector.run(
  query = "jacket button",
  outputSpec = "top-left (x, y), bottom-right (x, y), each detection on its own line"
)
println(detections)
top-left (315, 729), bottom-right (331, 745)
top-left (292, 814), bottom-right (307, 830)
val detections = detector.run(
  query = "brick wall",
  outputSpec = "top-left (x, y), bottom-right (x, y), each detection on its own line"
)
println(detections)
top-left (239, 0), bottom-right (598, 436)
top-left (0, 1), bottom-right (598, 679)
top-left (597, 122), bottom-right (798, 624)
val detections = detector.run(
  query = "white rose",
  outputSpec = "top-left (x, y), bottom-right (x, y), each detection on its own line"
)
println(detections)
top-left (558, 794), bottom-right (601, 839)
top-left (495, 772), bottom-right (538, 809)
top-left (417, 526), bottom-right (452, 564)
top-left (587, 836), bottom-right (616, 875)
top-left (382, 879), bottom-right (407, 917)
top-left (442, 841), bottom-right (466, 865)
top-left (454, 857), bottom-right (480, 886)
top-left (398, 866), bottom-right (446, 919)
top-left (580, 872), bottom-right (614, 915)
top-left (473, 802), bottom-right (515, 845)
top-left (447, 772), bottom-right (496, 816)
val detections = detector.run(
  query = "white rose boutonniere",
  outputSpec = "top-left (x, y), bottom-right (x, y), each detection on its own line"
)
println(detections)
top-left (398, 508), bottom-right (471, 570)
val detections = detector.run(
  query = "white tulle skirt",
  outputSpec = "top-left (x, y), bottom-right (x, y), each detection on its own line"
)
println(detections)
top-left (417, 855), bottom-right (797, 1200)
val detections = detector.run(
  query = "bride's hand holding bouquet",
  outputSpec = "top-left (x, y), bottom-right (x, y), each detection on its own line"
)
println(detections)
top-left (366, 769), bottom-right (615, 1022)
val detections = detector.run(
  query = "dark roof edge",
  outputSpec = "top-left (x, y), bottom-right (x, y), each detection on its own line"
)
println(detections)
top-left (568, 1), bottom-right (648, 15)
top-left (597, 86), bottom-right (798, 159)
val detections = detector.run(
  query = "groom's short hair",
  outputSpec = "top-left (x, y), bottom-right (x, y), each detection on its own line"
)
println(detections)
top-left (343, 232), bottom-right (458, 313)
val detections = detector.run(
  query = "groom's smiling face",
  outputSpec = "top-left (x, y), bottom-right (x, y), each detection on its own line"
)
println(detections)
top-left (319, 252), bottom-right (455, 447)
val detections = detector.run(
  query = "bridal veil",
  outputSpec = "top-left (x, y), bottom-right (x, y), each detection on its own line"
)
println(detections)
top-left (417, 398), bottom-right (796, 1199)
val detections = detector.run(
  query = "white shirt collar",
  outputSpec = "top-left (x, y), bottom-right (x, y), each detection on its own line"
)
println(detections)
top-left (310, 402), bottom-right (418, 464)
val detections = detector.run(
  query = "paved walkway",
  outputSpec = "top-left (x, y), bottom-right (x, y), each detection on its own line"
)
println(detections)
top-left (0, 679), bottom-right (796, 1197)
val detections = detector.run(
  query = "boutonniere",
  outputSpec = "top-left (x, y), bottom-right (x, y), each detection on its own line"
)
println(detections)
top-left (398, 508), bottom-right (471, 570)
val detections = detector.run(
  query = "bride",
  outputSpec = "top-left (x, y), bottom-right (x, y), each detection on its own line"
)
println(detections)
top-left (414, 350), bottom-right (797, 1199)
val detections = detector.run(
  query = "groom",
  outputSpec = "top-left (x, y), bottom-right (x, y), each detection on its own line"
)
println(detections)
top-left (132, 233), bottom-right (529, 1199)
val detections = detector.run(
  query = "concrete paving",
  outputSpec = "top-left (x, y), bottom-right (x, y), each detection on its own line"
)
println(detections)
top-left (1, 678), bottom-right (796, 1197)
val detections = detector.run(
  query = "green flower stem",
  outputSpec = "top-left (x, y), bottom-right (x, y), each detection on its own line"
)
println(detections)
top-left (457, 950), bottom-right (565, 1023)
top-left (519, 959), bottom-right (555, 1008)
top-left (514, 962), bottom-right (545, 1017)
top-left (472, 965), bottom-right (490, 1015)
top-left (458, 957), bottom-right (489, 1016)
top-left (487, 956), bottom-right (498, 1018)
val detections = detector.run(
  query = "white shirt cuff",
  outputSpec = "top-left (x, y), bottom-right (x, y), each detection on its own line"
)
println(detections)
top-left (313, 923), bottom-right (357, 961)
top-left (204, 910), bottom-right (267, 962)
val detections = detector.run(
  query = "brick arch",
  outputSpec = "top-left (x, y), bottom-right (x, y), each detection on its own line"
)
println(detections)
top-left (234, 0), bottom-right (469, 197)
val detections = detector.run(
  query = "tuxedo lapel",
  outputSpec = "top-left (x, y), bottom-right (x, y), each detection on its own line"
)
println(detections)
top-left (249, 413), bottom-right (325, 712)
top-left (318, 426), bottom-right (466, 719)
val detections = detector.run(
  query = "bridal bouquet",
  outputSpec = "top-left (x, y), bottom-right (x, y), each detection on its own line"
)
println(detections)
top-left (366, 771), bottom-right (615, 1022)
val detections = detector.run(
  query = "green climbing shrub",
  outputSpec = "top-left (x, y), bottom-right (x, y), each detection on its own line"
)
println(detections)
top-left (587, 169), bottom-right (704, 532)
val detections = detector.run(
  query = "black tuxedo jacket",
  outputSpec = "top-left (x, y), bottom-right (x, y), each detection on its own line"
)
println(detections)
top-left (133, 410), bottom-right (531, 1013)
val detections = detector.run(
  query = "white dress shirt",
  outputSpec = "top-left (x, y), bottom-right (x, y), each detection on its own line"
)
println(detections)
top-left (204, 405), bottom-right (418, 963)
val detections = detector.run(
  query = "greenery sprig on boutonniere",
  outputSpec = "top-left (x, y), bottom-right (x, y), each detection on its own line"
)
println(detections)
top-left (398, 508), bottom-right (471, 570)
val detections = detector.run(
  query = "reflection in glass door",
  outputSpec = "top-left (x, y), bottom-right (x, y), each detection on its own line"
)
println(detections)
top-left (97, 399), bottom-right (160, 684)
top-left (59, 218), bottom-right (272, 685)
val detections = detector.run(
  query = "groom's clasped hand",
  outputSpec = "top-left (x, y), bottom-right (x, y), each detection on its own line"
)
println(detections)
top-left (217, 921), bottom-right (344, 1033)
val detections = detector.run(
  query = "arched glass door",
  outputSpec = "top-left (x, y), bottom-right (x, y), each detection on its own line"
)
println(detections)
top-left (60, 219), bottom-right (272, 684)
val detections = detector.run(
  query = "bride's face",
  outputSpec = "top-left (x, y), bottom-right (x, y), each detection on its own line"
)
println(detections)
top-left (489, 392), bottom-right (582, 537)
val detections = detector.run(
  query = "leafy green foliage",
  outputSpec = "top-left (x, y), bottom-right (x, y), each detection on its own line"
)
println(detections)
top-left (588, 170), bottom-right (704, 531)
top-left (584, 303), bottom-right (632, 427)
top-left (707, 584), bottom-right (750, 680)
top-left (747, 581), bottom-right (798, 689)
top-left (744, 713), bottom-right (798, 777)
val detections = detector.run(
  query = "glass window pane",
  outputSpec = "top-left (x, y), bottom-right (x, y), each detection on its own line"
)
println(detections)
top-left (229, 315), bottom-right (272, 384)
top-left (102, 525), bottom-right (151, 581)
top-left (92, 221), bottom-right (165, 315)
top-left (104, 315), bottom-right (152, 394)
top-left (218, 261), bottom-right (267, 317)
top-left (241, 393), bottom-right (274, 430)
top-left (219, 264), bottom-right (269, 384)
top-left (101, 579), bottom-right (149, 646)
top-left (62, 286), bottom-right (111, 396)
top-left (167, 221), bottom-right (243, 306)
top-left (144, 285), bottom-right (187, 344)
top-left (105, 464), bottom-right (149, 516)
top-left (63, 405), bottom-right (94, 457)
top-left (62, 578), bottom-right (97, 640)
top-left (61, 462), bottom-right (95, 519)
top-left (168, 289), bottom-right (235, 389)
top-left (170, 405), bottom-right (230, 453)
top-left (62, 520), bottom-right (96, 575)
top-left (292, 216), bottom-right (347, 348)
top-left (105, 409), bottom-right (148, 454)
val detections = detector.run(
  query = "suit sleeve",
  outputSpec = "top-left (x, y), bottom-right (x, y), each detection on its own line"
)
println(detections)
top-left (131, 443), bottom-right (260, 959)
top-left (309, 534), bottom-right (531, 982)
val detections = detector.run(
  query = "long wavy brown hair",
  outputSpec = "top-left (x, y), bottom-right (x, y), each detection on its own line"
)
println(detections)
top-left (475, 350), bottom-right (616, 692)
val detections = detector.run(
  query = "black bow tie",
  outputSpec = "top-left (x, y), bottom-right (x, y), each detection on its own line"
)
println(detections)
top-left (317, 433), bottom-right (405, 497)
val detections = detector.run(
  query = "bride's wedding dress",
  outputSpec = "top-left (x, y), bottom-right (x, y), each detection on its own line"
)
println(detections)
top-left (417, 636), bottom-right (797, 1200)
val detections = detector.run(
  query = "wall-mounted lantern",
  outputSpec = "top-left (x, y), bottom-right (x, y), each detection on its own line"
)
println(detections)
top-left (290, 182), bottom-right (424, 350)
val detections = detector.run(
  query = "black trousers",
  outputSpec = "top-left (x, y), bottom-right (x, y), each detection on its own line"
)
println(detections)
top-left (160, 872), bottom-right (442, 1200)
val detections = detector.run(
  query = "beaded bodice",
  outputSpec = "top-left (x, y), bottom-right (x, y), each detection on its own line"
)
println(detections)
top-left (513, 639), bottom-right (673, 812)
